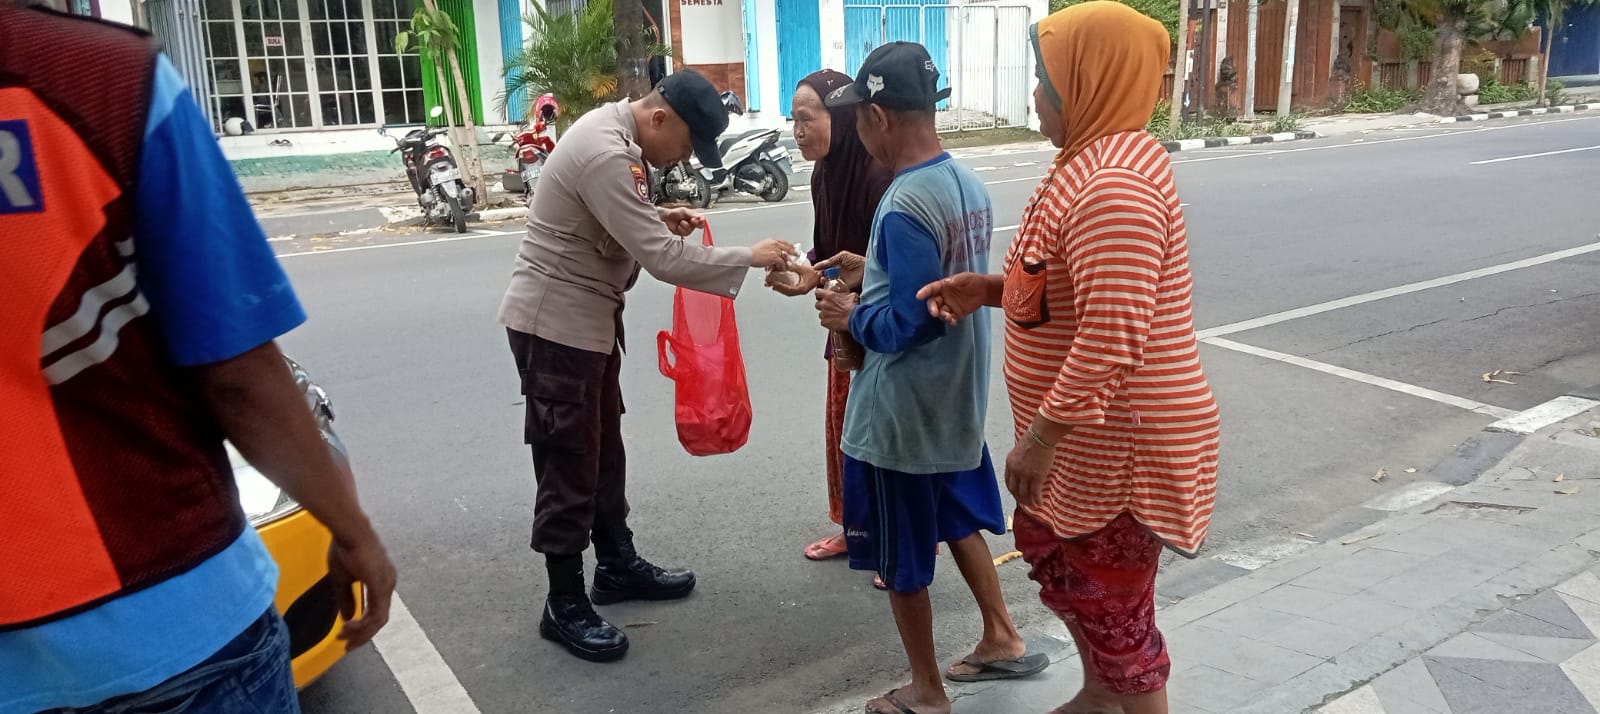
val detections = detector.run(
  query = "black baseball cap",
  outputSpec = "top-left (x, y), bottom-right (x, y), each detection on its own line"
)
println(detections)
top-left (825, 42), bottom-right (952, 111)
top-left (656, 69), bottom-right (728, 169)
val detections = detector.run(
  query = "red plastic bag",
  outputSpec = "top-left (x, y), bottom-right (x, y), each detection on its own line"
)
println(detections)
top-left (656, 225), bottom-right (753, 456)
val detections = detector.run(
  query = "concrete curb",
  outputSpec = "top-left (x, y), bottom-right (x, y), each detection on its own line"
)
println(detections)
top-left (1161, 130), bottom-right (1319, 153)
top-left (474, 206), bottom-right (527, 223)
top-left (1439, 103), bottom-right (1594, 123)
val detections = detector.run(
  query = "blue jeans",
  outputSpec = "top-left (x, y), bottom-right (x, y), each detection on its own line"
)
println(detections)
top-left (43, 608), bottom-right (299, 714)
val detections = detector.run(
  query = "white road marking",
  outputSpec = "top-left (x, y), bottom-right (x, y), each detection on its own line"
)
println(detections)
top-left (1364, 481), bottom-right (1458, 512)
top-left (1201, 337), bottom-right (1518, 419)
top-left (1197, 241), bottom-right (1600, 339)
top-left (1487, 395), bottom-right (1600, 435)
top-left (372, 593), bottom-right (483, 714)
top-left (1470, 144), bottom-right (1600, 165)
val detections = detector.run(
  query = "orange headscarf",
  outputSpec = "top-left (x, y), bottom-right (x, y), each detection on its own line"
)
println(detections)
top-left (1031, 1), bottom-right (1170, 164)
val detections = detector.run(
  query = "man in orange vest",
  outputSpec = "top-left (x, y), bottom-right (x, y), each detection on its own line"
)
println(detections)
top-left (0, 4), bottom-right (395, 712)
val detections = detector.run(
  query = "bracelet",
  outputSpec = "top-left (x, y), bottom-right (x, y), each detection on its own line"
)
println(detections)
top-left (1026, 425), bottom-right (1055, 450)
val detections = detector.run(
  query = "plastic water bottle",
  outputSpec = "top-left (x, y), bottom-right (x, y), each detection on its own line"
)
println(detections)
top-left (823, 267), bottom-right (865, 372)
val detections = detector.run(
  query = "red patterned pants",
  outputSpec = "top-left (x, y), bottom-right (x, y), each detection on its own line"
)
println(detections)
top-left (1014, 510), bottom-right (1170, 695)
top-left (823, 363), bottom-right (850, 525)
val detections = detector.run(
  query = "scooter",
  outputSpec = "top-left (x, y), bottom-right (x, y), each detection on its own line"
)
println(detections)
top-left (381, 106), bottom-right (475, 234)
top-left (653, 91), bottom-right (791, 208)
top-left (501, 94), bottom-right (559, 204)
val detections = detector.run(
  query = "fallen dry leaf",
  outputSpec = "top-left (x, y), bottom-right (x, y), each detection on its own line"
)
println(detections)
top-left (993, 551), bottom-right (1023, 567)
top-left (1294, 532), bottom-right (1317, 539)
top-left (1372, 467), bottom-right (1389, 483)
top-left (1557, 484), bottom-right (1581, 495)
top-left (1404, 468), bottom-right (1418, 474)
top-left (1556, 473), bottom-right (1566, 483)
top-left (1481, 369), bottom-right (1518, 385)
top-left (1341, 532), bottom-right (1380, 546)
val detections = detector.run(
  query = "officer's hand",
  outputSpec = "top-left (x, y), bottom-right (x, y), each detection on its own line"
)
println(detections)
top-left (660, 207), bottom-right (704, 237)
top-left (750, 239), bottom-right (799, 270)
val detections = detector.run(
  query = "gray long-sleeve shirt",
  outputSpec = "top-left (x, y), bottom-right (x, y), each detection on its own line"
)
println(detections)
top-left (498, 101), bottom-right (752, 353)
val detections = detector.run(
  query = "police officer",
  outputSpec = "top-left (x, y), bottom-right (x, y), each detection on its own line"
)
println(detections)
top-left (498, 69), bottom-right (794, 663)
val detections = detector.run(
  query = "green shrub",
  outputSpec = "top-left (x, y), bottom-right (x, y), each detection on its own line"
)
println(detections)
top-left (1343, 84), bottom-right (1421, 113)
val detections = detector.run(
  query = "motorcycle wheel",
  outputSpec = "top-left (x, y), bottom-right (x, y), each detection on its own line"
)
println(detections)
top-left (448, 194), bottom-right (468, 234)
top-left (757, 160), bottom-right (789, 202)
top-left (687, 169), bottom-right (713, 209)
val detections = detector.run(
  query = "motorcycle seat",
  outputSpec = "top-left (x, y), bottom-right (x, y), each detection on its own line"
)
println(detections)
top-left (717, 129), bottom-right (775, 155)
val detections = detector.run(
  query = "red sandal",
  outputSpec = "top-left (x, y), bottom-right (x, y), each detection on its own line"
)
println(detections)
top-left (804, 534), bottom-right (849, 561)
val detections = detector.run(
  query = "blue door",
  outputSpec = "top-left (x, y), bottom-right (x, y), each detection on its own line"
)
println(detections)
top-left (775, 0), bottom-right (822, 116)
top-left (1549, 4), bottom-right (1600, 77)
top-left (842, 0), bottom-right (949, 107)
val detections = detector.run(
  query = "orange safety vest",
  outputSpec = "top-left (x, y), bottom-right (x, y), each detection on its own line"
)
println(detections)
top-left (0, 7), bottom-right (247, 630)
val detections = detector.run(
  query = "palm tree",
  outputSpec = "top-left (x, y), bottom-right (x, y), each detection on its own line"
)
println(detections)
top-left (396, 5), bottom-right (487, 200)
top-left (500, 0), bottom-right (671, 127)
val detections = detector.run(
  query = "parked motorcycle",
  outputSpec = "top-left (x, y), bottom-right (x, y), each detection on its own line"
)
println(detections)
top-left (381, 106), bottom-right (475, 234)
top-left (501, 94), bottom-right (559, 204)
top-left (653, 91), bottom-right (791, 209)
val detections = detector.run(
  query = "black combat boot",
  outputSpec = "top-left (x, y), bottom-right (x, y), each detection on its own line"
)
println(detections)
top-left (540, 554), bottom-right (628, 662)
top-left (590, 526), bottom-right (697, 605)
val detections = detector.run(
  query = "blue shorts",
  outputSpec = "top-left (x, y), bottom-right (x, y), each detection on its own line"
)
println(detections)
top-left (842, 446), bottom-right (1007, 593)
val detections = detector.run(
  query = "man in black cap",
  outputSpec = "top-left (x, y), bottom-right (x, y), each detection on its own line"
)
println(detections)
top-left (498, 68), bottom-right (794, 662)
top-left (814, 42), bottom-right (1047, 714)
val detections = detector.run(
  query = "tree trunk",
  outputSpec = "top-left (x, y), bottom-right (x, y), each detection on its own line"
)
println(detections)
top-left (418, 0), bottom-right (488, 201)
top-left (615, 0), bottom-right (649, 100)
top-left (444, 49), bottom-right (489, 200)
top-left (1537, 13), bottom-right (1555, 107)
top-left (1421, 17), bottom-right (1468, 116)
top-left (1278, 0), bottom-right (1300, 116)
top-left (1245, 0), bottom-right (1258, 119)
top-left (1170, 0), bottom-right (1192, 129)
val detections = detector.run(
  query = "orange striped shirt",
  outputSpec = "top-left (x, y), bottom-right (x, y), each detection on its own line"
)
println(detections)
top-left (1002, 131), bottom-right (1220, 555)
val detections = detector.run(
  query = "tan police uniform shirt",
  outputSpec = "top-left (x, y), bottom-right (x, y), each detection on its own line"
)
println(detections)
top-left (498, 101), bottom-right (752, 354)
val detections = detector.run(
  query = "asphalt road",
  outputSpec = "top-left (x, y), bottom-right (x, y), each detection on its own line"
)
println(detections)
top-left (279, 114), bottom-right (1600, 714)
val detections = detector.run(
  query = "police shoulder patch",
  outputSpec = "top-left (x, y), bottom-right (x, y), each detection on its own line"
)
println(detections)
top-left (629, 164), bottom-right (650, 204)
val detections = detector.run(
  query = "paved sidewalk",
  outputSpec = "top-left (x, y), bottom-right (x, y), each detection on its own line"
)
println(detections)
top-left (812, 402), bottom-right (1600, 714)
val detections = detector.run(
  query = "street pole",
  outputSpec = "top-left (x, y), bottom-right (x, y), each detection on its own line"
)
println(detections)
top-left (1278, 0), bottom-right (1299, 117)
top-left (1244, 0), bottom-right (1257, 119)
top-left (1169, 0), bottom-right (1192, 129)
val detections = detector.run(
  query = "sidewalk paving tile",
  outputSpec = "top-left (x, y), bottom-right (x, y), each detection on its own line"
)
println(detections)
top-left (1425, 632), bottom-right (1544, 662)
top-left (1364, 557), bottom-right (1509, 610)
top-left (1251, 583), bottom-right (1354, 619)
top-left (1477, 631), bottom-right (1598, 663)
top-left (1168, 625), bottom-right (1325, 683)
top-left (1289, 549), bottom-right (1429, 596)
top-left (1559, 572), bottom-right (1600, 606)
top-left (1369, 659), bottom-right (1450, 713)
top-left (1168, 664), bottom-right (1267, 712)
top-left (1427, 656), bottom-right (1597, 714)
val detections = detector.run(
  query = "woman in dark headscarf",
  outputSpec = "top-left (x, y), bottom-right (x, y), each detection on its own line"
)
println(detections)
top-left (768, 69), bottom-right (895, 569)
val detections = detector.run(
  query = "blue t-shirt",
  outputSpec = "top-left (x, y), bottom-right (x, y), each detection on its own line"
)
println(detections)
top-left (841, 153), bottom-right (994, 474)
top-left (0, 55), bottom-right (303, 714)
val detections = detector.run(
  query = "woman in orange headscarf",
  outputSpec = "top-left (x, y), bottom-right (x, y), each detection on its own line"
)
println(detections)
top-left (919, 3), bottom-right (1220, 711)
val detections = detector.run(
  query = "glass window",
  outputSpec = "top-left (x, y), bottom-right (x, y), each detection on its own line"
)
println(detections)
top-left (200, 0), bottom-right (406, 130)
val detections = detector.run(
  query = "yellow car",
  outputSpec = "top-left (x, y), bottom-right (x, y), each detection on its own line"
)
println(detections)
top-left (229, 357), bottom-right (354, 688)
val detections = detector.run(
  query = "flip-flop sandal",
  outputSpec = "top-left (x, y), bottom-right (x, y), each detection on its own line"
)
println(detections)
top-left (865, 689), bottom-right (923, 714)
top-left (944, 651), bottom-right (1051, 683)
top-left (805, 535), bottom-right (849, 561)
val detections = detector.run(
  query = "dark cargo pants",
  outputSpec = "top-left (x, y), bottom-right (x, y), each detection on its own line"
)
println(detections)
top-left (508, 329), bottom-right (629, 556)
